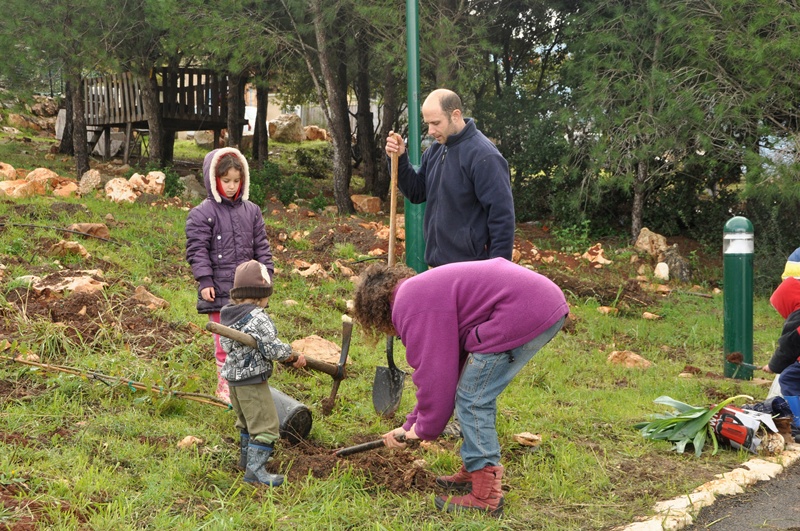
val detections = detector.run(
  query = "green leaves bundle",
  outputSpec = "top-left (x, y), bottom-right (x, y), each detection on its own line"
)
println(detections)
top-left (635, 395), bottom-right (753, 457)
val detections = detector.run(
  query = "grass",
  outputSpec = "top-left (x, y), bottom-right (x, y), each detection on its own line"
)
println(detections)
top-left (0, 143), bottom-right (789, 529)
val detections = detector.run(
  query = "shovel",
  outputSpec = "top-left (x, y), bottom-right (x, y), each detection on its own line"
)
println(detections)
top-left (372, 132), bottom-right (407, 418)
top-left (333, 433), bottom-right (414, 457)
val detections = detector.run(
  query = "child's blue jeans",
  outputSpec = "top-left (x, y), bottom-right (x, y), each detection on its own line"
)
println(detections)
top-left (455, 315), bottom-right (566, 472)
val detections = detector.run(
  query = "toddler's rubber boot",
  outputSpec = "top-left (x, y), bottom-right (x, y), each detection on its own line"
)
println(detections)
top-left (243, 443), bottom-right (284, 487)
top-left (237, 430), bottom-right (250, 470)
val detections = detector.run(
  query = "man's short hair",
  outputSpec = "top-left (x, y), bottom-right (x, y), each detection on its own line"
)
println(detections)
top-left (439, 91), bottom-right (462, 115)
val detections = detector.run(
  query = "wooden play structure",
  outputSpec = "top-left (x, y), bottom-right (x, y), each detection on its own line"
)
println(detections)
top-left (83, 67), bottom-right (229, 163)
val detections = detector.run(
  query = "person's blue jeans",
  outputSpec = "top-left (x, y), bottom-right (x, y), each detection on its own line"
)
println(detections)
top-left (455, 315), bottom-right (566, 472)
top-left (779, 361), bottom-right (800, 397)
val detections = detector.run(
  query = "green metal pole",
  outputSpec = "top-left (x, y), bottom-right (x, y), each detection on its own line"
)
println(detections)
top-left (722, 216), bottom-right (754, 379)
top-left (404, 0), bottom-right (426, 273)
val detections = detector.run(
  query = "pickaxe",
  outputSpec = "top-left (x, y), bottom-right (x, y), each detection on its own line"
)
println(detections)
top-left (205, 314), bottom-right (353, 415)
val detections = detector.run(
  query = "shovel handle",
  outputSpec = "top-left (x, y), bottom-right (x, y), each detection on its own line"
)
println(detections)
top-left (333, 434), bottom-right (407, 457)
top-left (388, 132), bottom-right (401, 268)
top-left (205, 321), bottom-right (340, 378)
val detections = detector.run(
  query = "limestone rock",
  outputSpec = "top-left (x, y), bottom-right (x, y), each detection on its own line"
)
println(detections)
top-left (179, 174), bottom-right (206, 202)
top-left (0, 162), bottom-right (16, 180)
top-left (7, 113), bottom-right (41, 131)
top-left (0, 180), bottom-right (37, 198)
top-left (194, 130), bottom-right (215, 150)
top-left (660, 244), bottom-right (692, 283)
top-left (105, 178), bottom-right (137, 203)
top-left (291, 335), bottom-right (349, 366)
top-left (634, 227), bottom-right (668, 258)
top-left (48, 240), bottom-right (91, 259)
top-left (52, 181), bottom-right (78, 197)
top-left (582, 243), bottom-right (612, 265)
top-left (30, 96), bottom-right (58, 117)
top-left (129, 171), bottom-right (165, 195)
top-left (654, 262), bottom-right (669, 281)
top-left (67, 223), bottom-right (111, 240)
top-left (304, 125), bottom-right (329, 141)
top-left (79, 169), bottom-right (103, 196)
top-left (269, 113), bottom-right (303, 143)
top-left (607, 350), bottom-right (653, 369)
top-left (351, 194), bottom-right (381, 214)
top-left (25, 167), bottom-right (60, 194)
top-left (132, 285), bottom-right (169, 310)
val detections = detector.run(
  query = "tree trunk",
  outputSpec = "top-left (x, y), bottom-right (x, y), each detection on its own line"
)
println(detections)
top-left (59, 81), bottom-right (74, 155)
top-left (375, 66), bottom-right (396, 200)
top-left (253, 82), bottom-right (269, 165)
top-left (141, 74), bottom-right (164, 166)
top-left (631, 161), bottom-right (646, 242)
top-left (311, 1), bottom-right (354, 214)
top-left (70, 75), bottom-right (89, 178)
top-left (227, 72), bottom-right (246, 148)
top-left (354, 38), bottom-right (377, 196)
top-left (163, 130), bottom-right (175, 162)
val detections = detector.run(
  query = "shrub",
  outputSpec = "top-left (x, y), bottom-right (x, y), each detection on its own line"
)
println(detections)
top-left (294, 144), bottom-right (333, 179)
top-left (249, 162), bottom-right (281, 207)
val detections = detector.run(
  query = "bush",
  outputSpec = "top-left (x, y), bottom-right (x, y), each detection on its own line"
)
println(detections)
top-left (252, 162), bottom-right (314, 207)
top-left (743, 182), bottom-right (800, 296)
top-left (294, 144), bottom-right (333, 179)
top-left (249, 162), bottom-right (281, 207)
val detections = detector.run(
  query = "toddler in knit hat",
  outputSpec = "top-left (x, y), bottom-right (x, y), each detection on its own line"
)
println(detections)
top-left (218, 260), bottom-right (305, 487)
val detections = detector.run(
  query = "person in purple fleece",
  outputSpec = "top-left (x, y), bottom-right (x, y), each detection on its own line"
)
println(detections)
top-left (352, 258), bottom-right (568, 516)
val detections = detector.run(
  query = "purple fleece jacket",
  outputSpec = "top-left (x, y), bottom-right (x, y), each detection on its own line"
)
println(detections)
top-left (393, 258), bottom-right (568, 440)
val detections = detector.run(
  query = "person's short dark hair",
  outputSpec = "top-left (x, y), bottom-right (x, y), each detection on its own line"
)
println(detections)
top-left (439, 91), bottom-right (463, 116)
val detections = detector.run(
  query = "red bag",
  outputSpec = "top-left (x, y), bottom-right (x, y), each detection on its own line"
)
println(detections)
top-left (710, 407), bottom-right (758, 452)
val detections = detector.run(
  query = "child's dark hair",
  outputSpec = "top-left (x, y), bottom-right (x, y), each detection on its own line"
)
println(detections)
top-left (216, 153), bottom-right (245, 178)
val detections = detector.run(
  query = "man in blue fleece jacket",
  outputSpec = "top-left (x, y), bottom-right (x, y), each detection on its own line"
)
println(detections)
top-left (385, 89), bottom-right (515, 267)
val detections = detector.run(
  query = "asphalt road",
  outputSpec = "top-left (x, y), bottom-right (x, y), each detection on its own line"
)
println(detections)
top-left (686, 458), bottom-right (800, 530)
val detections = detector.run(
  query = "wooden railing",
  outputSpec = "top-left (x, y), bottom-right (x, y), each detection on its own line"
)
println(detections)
top-left (156, 67), bottom-right (228, 123)
top-left (84, 71), bottom-right (146, 126)
top-left (83, 68), bottom-right (229, 127)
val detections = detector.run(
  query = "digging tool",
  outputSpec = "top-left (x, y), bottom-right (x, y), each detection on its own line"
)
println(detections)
top-left (333, 433), bottom-right (415, 457)
top-left (372, 132), bottom-right (407, 418)
top-left (205, 316), bottom-right (353, 415)
top-left (320, 315), bottom-right (354, 414)
top-left (726, 352), bottom-right (764, 372)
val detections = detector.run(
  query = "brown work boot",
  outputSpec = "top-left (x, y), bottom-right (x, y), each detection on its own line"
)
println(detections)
top-left (435, 464), bottom-right (472, 492)
top-left (435, 465), bottom-right (504, 517)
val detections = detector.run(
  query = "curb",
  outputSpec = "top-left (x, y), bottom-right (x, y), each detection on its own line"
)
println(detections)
top-left (615, 443), bottom-right (800, 530)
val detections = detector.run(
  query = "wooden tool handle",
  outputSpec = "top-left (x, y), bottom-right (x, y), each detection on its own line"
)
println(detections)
top-left (205, 321), bottom-right (339, 378)
top-left (388, 132), bottom-right (401, 267)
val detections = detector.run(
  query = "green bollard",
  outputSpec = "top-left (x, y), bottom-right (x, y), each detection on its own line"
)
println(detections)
top-left (722, 216), bottom-right (754, 379)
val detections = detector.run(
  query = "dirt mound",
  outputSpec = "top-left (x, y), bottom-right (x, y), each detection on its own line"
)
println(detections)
top-left (272, 438), bottom-right (438, 495)
top-left (1, 285), bottom-right (196, 357)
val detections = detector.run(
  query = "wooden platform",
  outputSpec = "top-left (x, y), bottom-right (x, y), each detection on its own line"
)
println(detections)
top-left (84, 68), bottom-right (229, 162)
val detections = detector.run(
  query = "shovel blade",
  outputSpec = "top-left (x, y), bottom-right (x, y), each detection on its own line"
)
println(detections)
top-left (372, 366), bottom-right (406, 418)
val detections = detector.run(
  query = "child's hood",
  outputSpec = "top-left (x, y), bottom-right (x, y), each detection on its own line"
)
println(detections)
top-left (202, 147), bottom-right (250, 203)
top-left (770, 276), bottom-right (800, 319)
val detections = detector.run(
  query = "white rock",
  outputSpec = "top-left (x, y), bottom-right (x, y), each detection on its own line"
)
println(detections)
top-left (654, 262), bottom-right (669, 281)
